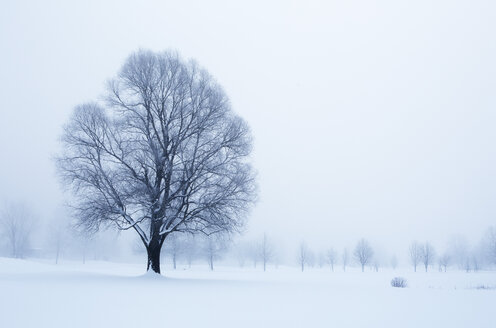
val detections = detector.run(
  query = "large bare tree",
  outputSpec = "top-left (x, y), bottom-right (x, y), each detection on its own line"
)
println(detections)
top-left (57, 50), bottom-right (256, 273)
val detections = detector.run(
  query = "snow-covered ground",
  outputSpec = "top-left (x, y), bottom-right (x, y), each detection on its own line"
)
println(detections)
top-left (0, 258), bottom-right (495, 328)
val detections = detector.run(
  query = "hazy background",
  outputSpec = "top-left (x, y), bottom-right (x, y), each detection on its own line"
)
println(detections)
top-left (1, 0), bottom-right (496, 256)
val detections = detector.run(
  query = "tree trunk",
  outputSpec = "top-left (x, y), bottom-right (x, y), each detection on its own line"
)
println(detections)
top-left (147, 241), bottom-right (162, 274)
top-left (361, 264), bottom-right (364, 272)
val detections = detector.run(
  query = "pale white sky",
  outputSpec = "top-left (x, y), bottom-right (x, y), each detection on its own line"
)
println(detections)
top-left (1, 0), bottom-right (496, 255)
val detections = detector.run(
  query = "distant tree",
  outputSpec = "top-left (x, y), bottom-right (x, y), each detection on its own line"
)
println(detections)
top-left (234, 241), bottom-right (250, 268)
top-left (164, 233), bottom-right (181, 270)
top-left (203, 234), bottom-right (227, 271)
top-left (298, 242), bottom-right (309, 272)
top-left (464, 258), bottom-right (471, 272)
top-left (317, 252), bottom-right (325, 268)
top-left (421, 242), bottom-right (435, 272)
top-left (50, 220), bottom-right (68, 264)
top-left (57, 50), bottom-right (256, 274)
top-left (438, 253), bottom-right (450, 272)
top-left (485, 226), bottom-right (496, 265)
top-left (390, 255), bottom-right (398, 270)
top-left (45, 208), bottom-right (74, 265)
top-left (326, 248), bottom-right (337, 272)
top-left (448, 235), bottom-right (470, 270)
top-left (373, 260), bottom-right (379, 272)
top-left (354, 239), bottom-right (373, 272)
top-left (250, 242), bottom-right (259, 268)
top-left (342, 248), bottom-right (349, 272)
top-left (307, 248), bottom-right (316, 268)
top-left (471, 255), bottom-right (480, 272)
top-left (409, 241), bottom-right (422, 272)
top-left (72, 225), bottom-right (95, 264)
top-left (182, 235), bottom-right (198, 268)
top-left (0, 202), bottom-right (35, 258)
top-left (259, 233), bottom-right (273, 272)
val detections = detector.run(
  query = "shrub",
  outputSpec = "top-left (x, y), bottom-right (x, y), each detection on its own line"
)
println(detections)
top-left (391, 277), bottom-right (407, 288)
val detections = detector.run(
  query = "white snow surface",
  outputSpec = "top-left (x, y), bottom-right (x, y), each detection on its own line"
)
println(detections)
top-left (0, 258), bottom-right (495, 328)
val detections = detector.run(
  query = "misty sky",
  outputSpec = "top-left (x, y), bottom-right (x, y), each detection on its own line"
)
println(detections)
top-left (1, 0), bottom-right (496, 255)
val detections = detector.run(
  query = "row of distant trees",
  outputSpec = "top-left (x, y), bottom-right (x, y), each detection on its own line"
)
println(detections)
top-left (297, 235), bottom-right (496, 273)
top-left (163, 232), bottom-right (496, 273)
top-left (1, 202), bottom-right (496, 272)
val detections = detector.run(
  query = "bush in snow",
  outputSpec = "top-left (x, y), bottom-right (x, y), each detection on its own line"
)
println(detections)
top-left (391, 277), bottom-right (407, 288)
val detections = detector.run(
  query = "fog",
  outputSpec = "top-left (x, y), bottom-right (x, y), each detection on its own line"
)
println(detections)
top-left (1, 0), bottom-right (496, 261)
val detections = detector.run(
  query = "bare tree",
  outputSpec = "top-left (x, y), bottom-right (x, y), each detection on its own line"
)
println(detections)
top-left (182, 234), bottom-right (198, 268)
top-left (342, 248), bottom-right (349, 272)
top-left (50, 221), bottom-right (67, 264)
top-left (164, 233), bottom-right (181, 270)
top-left (75, 227), bottom-right (94, 264)
top-left (233, 241), bottom-right (251, 267)
top-left (354, 239), bottom-right (373, 272)
top-left (259, 233), bottom-right (273, 272)
top-left (249, 242), bottom-right (259, 268)
top-left (326, 248), bottom-right (337, 272)
top-left (485, 226), bottom-right (496, 265)
top-left (57, 50), bottom-right (256, 273)
top-left (409, 241), bottom-right (422, 272)
top-left (421, 242), bottom-right (435, 272)
top-left (0, 202), bottom-right (35, 258)
top-left (203, 234), bottom-right (227, 271)
top-left (448, 235), bottom-right (470, 270)
top-left (471, 254), bottom-right (480, 272)
top-left (45, 208), bottom-right (73, 264)
top-left (298, 242), bottom-right (309, 272)
top-left (438, 253), bottom-right (450, 272)
top-left (373, 259), bottom-right (380, 272)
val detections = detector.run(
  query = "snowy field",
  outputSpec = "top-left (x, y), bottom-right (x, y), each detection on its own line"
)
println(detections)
top-left (1, 258), bottom-right (495, 328)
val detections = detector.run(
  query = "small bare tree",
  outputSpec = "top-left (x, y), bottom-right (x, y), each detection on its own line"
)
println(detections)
top-left (0, 202), bottom-right (35, 258)
top-left (438, 253), bottom-right (450, 272)
top-left (50, 221), bottom-right (68, 264)
top-left (182, 234), bottom-right (198, 268)
top-left (373, 259), bottom-right (380, 272)
top-left (75, 227), bottom-right (94, 264)
top-left (57, 50), bottom-right (256, 273)
top-left (259, 233), bottom-right (273, 272)
top-left (409, 241), bottom-right (422, 272)
top-left (326, 248), bottom-right (337, 272)
top-left (342, 248), bottom-right (349, 272)
top-left (164, 233), bottom-right (181, 270)
top-left (298, 242), bottom-right (309, 272)
top-left (485, 226), bottom-right (496, 265)
top-left (203, 234), bottom-right (227, 271)
top-left (354, 239), bottom-right (373, 272)
top-left (448, 235), bottom-right (470, 270)
top-left (421, 242), bottom-right (435, 272)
